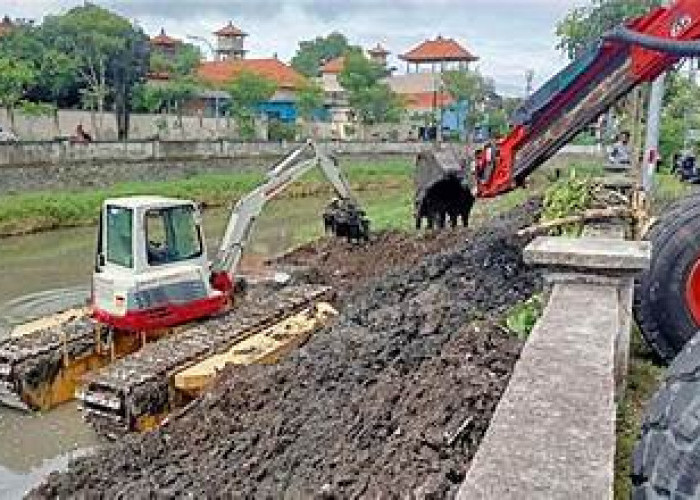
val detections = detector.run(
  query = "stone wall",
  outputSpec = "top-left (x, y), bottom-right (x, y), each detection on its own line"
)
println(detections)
top-left (0, 140), bottom-right (601, 194)
top-left (0, 108), bottom-right (415, 142)
top-left (0, 141), bottom-right (425, 194)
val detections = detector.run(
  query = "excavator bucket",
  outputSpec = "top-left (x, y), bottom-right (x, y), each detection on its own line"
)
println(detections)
top-left (415, 149), bottom-right (475, 229)
top-left (323, 199), bottom-right (370, 242)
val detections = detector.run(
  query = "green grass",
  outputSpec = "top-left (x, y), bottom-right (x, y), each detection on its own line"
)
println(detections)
top-left (651, 172), bottom-right (696, 214)
top-left (614, 329), bottom-right (666, 499)
top-left (0, 159), bottom-right (413, 237)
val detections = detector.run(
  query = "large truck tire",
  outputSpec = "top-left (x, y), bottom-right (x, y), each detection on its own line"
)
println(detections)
top-left (632, 332), bottom-right (700, 498)
top-left (634, 192), bottom-right (700, 362)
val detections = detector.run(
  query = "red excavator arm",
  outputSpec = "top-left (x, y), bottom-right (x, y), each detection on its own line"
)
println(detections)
top-left (475, 0), bottom-right (700, 198)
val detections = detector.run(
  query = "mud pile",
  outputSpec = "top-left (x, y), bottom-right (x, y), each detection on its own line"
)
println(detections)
top-left (280, 226), bottom-right (478, 300)
top-left (31, 200), bottom-right (542, 499)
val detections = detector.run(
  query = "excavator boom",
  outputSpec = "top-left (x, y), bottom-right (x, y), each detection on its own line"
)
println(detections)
top-left (211, 140), bottom-right (369, 291)
top-left (476, 0), bottom-right (700, 198)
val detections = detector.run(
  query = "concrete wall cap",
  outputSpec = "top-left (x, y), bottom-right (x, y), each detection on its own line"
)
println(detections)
top-left (524, 236), bottom-right (651, 272)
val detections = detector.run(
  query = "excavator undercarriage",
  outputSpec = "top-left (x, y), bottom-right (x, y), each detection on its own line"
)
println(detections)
top-left (0, 142), bottom-right (364, 436)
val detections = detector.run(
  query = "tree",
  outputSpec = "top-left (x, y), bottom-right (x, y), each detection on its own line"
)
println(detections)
top-left (556, 0), bottom-right (662, 59)
top-left (338, 52), bottom-right (387, 93)
top-left (0, 23), bottom-right (81, 108)
top-left (338, 52), bottom-right (402, 128)
top-left (172, 44), bottom-right (202, 77)
top-left (296, 81), bottom-right (324, 135)
top-left (291, 32), bottom-right (360, 77)
top-left (162, 76), bottom-right (199, 136)
top-left (41, 4), bottom-right (149, 139)
top-left (38, 50), bottom-right (78, 135)
top-left (149, 42), bottom-right (201, 77)
top-left (658, 72), bottom-right (700, 164)
top-left (227, 72), bottom-right (278, 140)
top-left (0, 57), bottom-right (36, 131)
top-left (443, 70), bottom-right (496, 140)
top-left (347, 84), bottom-right (404, 125)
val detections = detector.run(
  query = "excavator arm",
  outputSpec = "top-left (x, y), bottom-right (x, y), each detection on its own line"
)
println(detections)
top-left (211, 140), bottom-right (369, 289)
top-left (476, 0), bottom-right (700, 198)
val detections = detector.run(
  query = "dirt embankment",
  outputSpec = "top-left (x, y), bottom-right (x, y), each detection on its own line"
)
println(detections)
top-left (31, 199), bottom-right (542, 499)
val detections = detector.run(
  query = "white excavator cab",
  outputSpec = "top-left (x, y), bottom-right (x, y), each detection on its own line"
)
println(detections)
top-left (92, 197), bottom-right (226, 332)
top-left (91, 141), bottom-right (369, 333)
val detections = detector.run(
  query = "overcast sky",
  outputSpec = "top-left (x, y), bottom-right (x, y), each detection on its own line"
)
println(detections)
top-left (4, 0), bottom-right (588, 96)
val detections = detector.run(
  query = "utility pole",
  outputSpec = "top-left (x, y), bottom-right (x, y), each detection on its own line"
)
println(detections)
top-left (641, 0), bottom-right (670, 194)
top-left (525, 69), bottom-right (534, 98)
top-left (642, 74), bottom-right (666, 193)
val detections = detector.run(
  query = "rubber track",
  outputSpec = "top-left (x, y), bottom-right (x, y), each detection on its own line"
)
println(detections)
top-left (0, 314), bottom-right (96, 409)
top-left (80, 284), bottom-right (331, 434)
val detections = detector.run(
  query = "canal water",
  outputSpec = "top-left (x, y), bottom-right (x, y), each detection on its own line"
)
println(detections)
top-left (0, 191), bottom-right (386, 498)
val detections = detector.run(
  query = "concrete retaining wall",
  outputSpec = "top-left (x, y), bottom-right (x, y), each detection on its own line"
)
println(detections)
top-left (0, 141), bottom-right (424, 194)
top-left (459, 229), bottom-right (650, 498)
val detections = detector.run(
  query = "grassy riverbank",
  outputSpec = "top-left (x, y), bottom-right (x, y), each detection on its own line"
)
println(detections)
top-left (0, 159), bottom-right (413, 237)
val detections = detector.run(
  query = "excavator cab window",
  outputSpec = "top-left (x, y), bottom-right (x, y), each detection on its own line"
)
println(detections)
top-left (145, 205), bottom-right (203, 266)
top-left (105, 205), bottom-right (134, 268)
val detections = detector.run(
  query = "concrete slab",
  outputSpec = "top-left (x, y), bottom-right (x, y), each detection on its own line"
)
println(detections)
top-left (524, 236), bottom-right (650, 272)
top-left (458, 283), bottom-right (618, 499)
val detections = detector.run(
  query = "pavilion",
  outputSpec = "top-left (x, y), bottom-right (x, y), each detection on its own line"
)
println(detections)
top-left (399, 36), bottom-right (478, 73)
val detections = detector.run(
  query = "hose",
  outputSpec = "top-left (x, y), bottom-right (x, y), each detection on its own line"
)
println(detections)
top-left (604, 25), bottom-right (700, 57)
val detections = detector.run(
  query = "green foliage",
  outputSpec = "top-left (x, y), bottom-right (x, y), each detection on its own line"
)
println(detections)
top-left (149, 43), bottom-right (202, 77)
top-left (295, 81), bottom-right (325, 121)
top-left (173, 44), bottom-right (202, 76)
top-left (339, 52), bottom-right (403, 125)
top-left (38, 50), bottom-right (79, 104)
top-left (268, 120), bottom-right (298, 141)
top-left (485, 108), bottom-right (509, 136)
top-left (443, 70), bottom-right (494, 103)
top-left (131, 83), bottom-right (165, 113)
top-left (657, 72), bottom-right (700, 165)
top-left (226, 71), bottom-right (278, 140)
top-left (443, 70), bottom-right (498, 137)
top-left (290, 32), bottom-right (359, 77)
top-left (40, 4), bottom-right (150, 137)
top-left (614, 327), bottom-right (665, 499)
top-left (556, 0), bottom-right (662, 59)
top-left (18, 100), bottom-right (56, 117)
top-left (505, 295), bottom-right (544, 339)
top-left (0, 57), bottom-right (36, 111)
top-left (338, 52), bottom-right (386, 92)
top-left (542, 171), bottom-right (594, 235)
top-left (347, 84), bottom-right (404, 125)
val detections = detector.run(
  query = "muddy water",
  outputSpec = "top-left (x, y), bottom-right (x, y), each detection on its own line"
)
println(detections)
top-left (0, 191), bottom-right (386, 498)
top-left (0, 194), bottom-right (343, 331)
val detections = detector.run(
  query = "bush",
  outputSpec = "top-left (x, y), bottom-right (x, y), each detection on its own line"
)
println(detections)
top-left (268, 120), bottom-right (298, 142)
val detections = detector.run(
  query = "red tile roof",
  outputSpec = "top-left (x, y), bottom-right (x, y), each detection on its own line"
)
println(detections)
top-left (197, 58), bottom-right (306, 89)
top-left (368, 43), bottom-right (390, 56)
top-left (400, 36), bottom-right (478, 63)
top-left (321, 56), bottom-right (345, 74)
top-left (214, 21), bottom-right (247, 37)
top-left (147, 71), bottom-right (172, 81)
top-left (151, 28), bottom-right (181, 47)
top-left (403, 91), bottom-right (453, 110)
